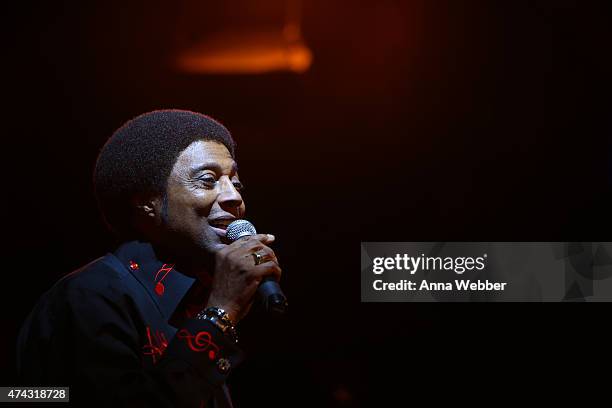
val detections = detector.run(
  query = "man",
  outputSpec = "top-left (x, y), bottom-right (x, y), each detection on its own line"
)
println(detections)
top-left (17, 110), bottom-right (282, 407)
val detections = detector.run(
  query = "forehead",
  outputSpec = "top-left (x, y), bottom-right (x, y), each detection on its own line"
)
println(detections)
top-left (172, 140), bottom-right (236, 174)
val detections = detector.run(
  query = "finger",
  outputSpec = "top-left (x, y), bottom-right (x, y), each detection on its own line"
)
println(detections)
top-left (247, 246), bottom-right (278, 265)
top-left (237, 239), bottom-right (276, 256)
top-left (241, 253), bottom-right (276, 272)
top-left (226, 237), bottom-right (264, 254)
top-left (253, 263), bottom-right (282, 282)
top-left (256, 246), bottom-right (278, 264)
top-left (250, 233), bottom-right (275, 244)
top-left (227, 236), bottom-right (274, 257)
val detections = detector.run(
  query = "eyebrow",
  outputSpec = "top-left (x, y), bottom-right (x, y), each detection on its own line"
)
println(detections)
top-left (190, 161), bottom-right (239, 177)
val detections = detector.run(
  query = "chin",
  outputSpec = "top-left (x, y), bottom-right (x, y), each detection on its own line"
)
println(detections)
top-left (200, 230), bottom-right (228, 252)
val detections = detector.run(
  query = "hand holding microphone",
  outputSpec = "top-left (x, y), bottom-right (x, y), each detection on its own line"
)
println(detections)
top-left (206, 220), bottom-right (288, 324)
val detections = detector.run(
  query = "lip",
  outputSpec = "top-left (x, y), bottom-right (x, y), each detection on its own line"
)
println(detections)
top-left (208, 216), bottom-right (237, 239)
top-left (208, 217), bottom-right (237, 229)
top-left (210, 226), bottom-right (227, 237)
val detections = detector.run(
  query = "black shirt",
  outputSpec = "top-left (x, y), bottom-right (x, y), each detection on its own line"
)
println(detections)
top-left (17, 240), bottom-right (243, 407)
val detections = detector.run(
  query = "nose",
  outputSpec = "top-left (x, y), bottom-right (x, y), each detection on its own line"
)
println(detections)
top-left (217, 176), bottom-right (243, 212)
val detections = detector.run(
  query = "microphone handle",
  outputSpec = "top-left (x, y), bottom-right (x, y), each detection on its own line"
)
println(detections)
top-left (258, 277), bottom-right (288, 315)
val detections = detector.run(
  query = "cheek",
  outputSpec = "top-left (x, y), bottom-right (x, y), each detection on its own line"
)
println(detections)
top-left (167, 189), bottom-right (217, 223)
top-left (192, 192), bottom-right (217, 217)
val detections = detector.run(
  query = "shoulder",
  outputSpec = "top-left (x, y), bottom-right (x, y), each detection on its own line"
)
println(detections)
top-left (54, 254), bottom-right (128, 296)
top-left (18, 254), bottom-right (137, 350)
top-left (36, 254), bottom-right (139, 318)
top-left (17, 254), bottom-right (144, 377)
top-left (35, 253), bottom-right (145, 333)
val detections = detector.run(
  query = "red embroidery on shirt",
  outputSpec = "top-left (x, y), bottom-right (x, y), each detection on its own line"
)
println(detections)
top-left (142, 326), bottom-right (168, 364)
top-left (177, 328), bottom-right (219, 359)
top-left (153, 264), bottom-right (174, 296)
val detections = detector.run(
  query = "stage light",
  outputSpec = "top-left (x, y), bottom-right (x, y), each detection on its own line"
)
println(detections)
top-left (175, 0), bottom-right (312, 74)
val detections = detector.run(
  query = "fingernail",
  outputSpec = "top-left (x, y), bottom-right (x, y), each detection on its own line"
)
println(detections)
top-left (267, 234), bottom-right (275, 241)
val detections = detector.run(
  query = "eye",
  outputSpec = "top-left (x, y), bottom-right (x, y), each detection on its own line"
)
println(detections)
top-left (196, 173), bottom-right (217, 187)
top-left (232, 180), bottom-right (244, 191)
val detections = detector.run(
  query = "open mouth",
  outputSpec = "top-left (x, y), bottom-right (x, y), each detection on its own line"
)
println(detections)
top-left (210, 226), bottom-right (228, 239)
top-left (210, 223), bottom-right (229, 230)
top-left (209, 220), bottom-right (233, 230)
top-left (208, 217), bottom-right (236, 239)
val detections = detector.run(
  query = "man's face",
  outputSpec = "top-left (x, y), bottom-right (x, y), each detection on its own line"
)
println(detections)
top-left (159, 140), bottom-right (245, 257)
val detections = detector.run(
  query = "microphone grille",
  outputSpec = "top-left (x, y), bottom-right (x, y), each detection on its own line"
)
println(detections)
top-left (226, 219), bottom-right (257, 242)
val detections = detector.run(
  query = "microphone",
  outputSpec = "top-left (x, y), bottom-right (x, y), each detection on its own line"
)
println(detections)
top-left (226, 219), bottom-right (288, 315)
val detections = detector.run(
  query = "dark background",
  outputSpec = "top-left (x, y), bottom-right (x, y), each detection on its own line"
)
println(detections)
top-left (3, 0), bottom-right (611, 406)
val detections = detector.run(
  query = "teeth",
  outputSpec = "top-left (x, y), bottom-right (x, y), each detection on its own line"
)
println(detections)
top-left (211, 223), bottom-right (229, 229)
top-left (210, 219), bottom-right (235, 229)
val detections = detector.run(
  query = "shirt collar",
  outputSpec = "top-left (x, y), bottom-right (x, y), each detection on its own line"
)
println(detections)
top-left (113, 240), bottom-right (199, 321)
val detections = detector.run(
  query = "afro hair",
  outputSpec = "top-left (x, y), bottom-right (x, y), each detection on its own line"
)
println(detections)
top-left (93, 109), bottom-right (236, 238)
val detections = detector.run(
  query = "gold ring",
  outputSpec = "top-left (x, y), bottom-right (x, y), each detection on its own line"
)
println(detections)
top-left (252, 252), bottom-right (264, 265)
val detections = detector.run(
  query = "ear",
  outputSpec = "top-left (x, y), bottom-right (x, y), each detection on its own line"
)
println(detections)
top-left (138, 204), bottom-right (156, 218)
top-left (131, 193), bottom-right (163, 220)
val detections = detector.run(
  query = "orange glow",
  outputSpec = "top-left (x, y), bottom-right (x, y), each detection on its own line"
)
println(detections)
top-left (175, 30), bottom-right (313, 74)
